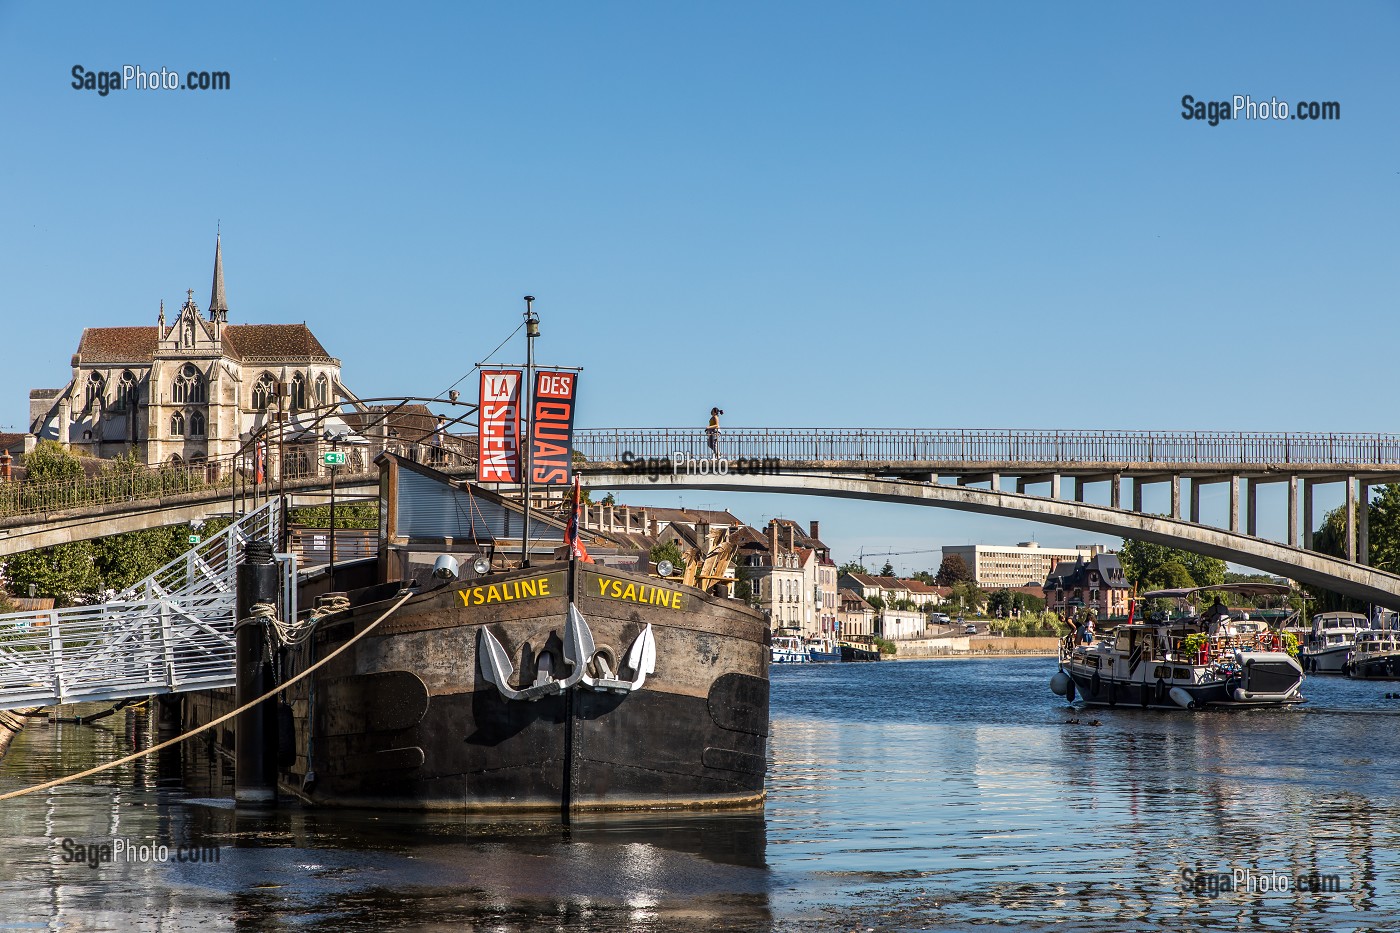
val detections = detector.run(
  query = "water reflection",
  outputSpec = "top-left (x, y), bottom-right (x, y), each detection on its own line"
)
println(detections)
top-left (5, 660), bottom-right (1400, 930)
top-left (765, 659), bottom-right (1400, 930)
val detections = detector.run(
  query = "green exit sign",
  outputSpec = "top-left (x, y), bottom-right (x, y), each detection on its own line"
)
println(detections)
top-left (322, 451), bottom-right (347, 466)
top-left (188, 535), bottom-right (201, 545)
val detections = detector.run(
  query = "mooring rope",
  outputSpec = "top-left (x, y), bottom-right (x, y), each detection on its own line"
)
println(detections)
top-left (0, 590), bottom-right (414, 803)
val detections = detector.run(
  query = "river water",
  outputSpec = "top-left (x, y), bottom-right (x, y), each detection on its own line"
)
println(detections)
top-left (3, 658), bottom-right (1400, 932)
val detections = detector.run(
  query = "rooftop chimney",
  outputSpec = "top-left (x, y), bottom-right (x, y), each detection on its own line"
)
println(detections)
top-left (768, 519), bottom-right (779, 560)
top-left (786, 524), bottom-right (796, 550)
top-left (809, 520), bottom-right (820, 540)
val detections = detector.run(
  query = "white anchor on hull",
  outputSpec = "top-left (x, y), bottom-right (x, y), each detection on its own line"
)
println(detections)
top-left (476, 605), bottom-right (657, 702)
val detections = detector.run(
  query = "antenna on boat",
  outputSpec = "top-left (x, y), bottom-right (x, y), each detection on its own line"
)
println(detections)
top-left (521, 296), bottom-right (538, 568)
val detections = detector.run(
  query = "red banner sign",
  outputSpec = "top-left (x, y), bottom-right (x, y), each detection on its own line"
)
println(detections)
top-left (530, 371), bottom-right (577, 485)
top-left (478, 370), bottom-right (522, 483)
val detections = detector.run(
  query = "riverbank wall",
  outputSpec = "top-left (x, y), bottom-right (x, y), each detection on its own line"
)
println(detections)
top-left (890, 635), bottom-right (1060, 659)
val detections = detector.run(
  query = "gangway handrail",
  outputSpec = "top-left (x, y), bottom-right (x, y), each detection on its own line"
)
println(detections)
top-left (0, 499), bottom-right (284, 711)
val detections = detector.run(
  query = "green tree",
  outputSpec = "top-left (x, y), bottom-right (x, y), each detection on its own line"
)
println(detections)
top-left (1012, 591), bottom-right (1045, 613)
top-left (288, 503), bottom-right (379, 529)
top-left (649, 539), bottom-right (686, 574)
top-left (911, 569), bottom-right (936, 585)
top-left (1368, 484), bottom-right (1400, 575)
top-left (4, 542), bottom-right (101, 605)
top-left (934, 553), bottom-right (973, 586)
top-left (22, 441), bottom-right (86, 485)
top-left (988, 589), bottom-right (1012, 617)
top-left (91, 526), bottom-right (188, 591)
top-left (838, 561), bottom-right (868, 576)
top-left (1118, 539), bottom-right (1225, 590)
top-left (879, 561), bottom-right (895, 577)
top-left (947, 581), bottom-right (986, 613)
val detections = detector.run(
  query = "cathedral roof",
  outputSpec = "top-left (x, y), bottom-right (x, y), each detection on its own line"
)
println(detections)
top-left (75, 326), bottom-right (161, 364)
top-left (223, 324), bottom-right (333, 362)
top-left (73, 323), bottom-right (334, 366)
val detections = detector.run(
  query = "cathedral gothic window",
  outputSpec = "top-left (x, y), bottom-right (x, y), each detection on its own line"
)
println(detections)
top-left (316, 374), bottom-right (329, 407)
top-left (172, 364), bottom-right (205, 404)
top-left (253, 373), bottom-right (276, 410)
top-left (115, 371), bottom-right (138, 412)
top-left (170, 411), bottom-right (185, 437)
top-left (290, 372), bottom-right (307, 411)
top-left (191, 410), bottom-right (206, 437)
top-left (85, 372), bottom-right (105, 411)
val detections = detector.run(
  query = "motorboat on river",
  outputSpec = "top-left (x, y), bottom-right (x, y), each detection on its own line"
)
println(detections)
top-left (770, 634), bottom-right (808, 664)
top-left (1345, 630), bottom-right (1400, 680)
top-left (805, 635), bottom-right (842, 662)
top-left (1050, 583), bottom-right (1305, 709)
top-left (1301, 611), bottom-right (1371, 674)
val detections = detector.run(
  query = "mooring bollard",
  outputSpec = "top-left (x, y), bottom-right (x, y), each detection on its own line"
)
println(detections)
top-left (234, 539), bottom-right (280, 807)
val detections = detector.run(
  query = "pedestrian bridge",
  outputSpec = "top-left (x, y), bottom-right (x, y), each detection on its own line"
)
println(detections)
top-left (574, 427), bottom-right (1400, 565)
top-left (575, 470), bottom-right (1400, 610)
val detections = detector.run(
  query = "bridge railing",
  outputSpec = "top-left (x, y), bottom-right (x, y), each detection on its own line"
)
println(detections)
top-left (0, 462), bottom-right (235, 521)
top-left (572, 429), bottom-right (1400, 467)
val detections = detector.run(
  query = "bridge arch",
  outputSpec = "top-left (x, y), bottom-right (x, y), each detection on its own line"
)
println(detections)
top-left (581, 471), bottom-right (1400, 609)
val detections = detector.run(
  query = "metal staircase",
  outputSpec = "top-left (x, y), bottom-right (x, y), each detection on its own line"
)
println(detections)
top-left (0, 500), bottom-right (294, 712)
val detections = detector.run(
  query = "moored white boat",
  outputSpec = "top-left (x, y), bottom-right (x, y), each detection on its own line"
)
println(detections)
top-left (770, 634), bottom-right (809, 664)
top-left (1345, 631), bottom-right (1400, 680)
top-left (1301, 611), bottom-right (1371, 674)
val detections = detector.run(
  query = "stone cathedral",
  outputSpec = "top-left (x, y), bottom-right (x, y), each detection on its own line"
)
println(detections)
top-left (28, 235), bottom-right (351, 470)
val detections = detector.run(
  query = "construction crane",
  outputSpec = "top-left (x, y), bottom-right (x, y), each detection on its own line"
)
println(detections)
top-left (854, 546), bottom-right (942, 573)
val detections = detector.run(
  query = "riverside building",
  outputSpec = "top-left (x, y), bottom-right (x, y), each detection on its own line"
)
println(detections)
top-left (942, 542), bottom-right (1105, 589)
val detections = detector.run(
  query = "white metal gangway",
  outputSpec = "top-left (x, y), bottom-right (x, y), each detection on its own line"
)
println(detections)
top-left (0, 500), bottom-right (295, 712)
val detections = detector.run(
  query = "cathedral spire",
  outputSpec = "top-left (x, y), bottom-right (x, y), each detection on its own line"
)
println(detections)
top-left (209, 231), bottom-right (228, 323)
top-left (158, 299), bottom-right (165, 330)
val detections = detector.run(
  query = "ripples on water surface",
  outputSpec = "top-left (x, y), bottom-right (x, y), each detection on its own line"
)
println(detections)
top-left (4, 658), bottom-right (1400, 931)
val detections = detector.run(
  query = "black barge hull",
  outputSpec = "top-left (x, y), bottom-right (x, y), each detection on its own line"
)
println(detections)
top-left (184, 561), bottom-right (769, 811)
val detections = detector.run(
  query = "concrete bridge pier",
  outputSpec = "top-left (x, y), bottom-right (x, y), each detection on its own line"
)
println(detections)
top-left (1246, 478), bottom-right (1257, 537)
top-left (1303, 479), bottom-right (1316, 550)
top-left (1170, 474), bottom-right (1181, 520)
top-left (1347, 477), bottom-right (1358, 563)
top-left (1229, 476), bottom-right (1240, 534)
top-left (1289, 477), bottom-right (1299, 547)
top-left (1360, 480), bottom-right (1371, 565)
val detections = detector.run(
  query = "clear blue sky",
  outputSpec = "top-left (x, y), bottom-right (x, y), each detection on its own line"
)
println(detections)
top-left (2, 2), bottom-right (1396, 572)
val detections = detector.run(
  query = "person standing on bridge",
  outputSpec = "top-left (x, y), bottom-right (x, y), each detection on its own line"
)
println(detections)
top-left (706, 407), bottom-right (723, 458)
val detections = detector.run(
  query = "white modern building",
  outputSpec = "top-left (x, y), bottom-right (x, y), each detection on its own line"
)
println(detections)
top-left (942, 542), bottom-right (1105, 589)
